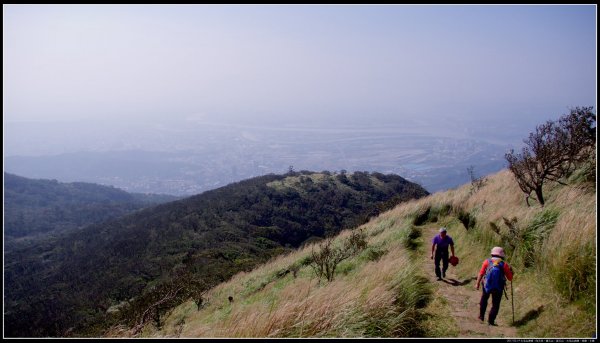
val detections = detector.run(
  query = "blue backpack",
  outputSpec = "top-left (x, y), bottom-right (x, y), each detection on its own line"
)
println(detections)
top-left (484, 258), bottom-right (506, 293)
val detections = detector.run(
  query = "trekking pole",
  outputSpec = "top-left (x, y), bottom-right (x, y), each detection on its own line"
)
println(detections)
top-left (511, 281), bottom-right (515, 325)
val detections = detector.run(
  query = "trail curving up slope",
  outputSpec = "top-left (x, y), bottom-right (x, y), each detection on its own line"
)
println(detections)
top-left (420, 225), bottom-right (517, 338)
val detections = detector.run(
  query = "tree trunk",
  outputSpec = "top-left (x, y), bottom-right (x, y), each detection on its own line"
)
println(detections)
top-left (534, 187), bottom-right (545, 207)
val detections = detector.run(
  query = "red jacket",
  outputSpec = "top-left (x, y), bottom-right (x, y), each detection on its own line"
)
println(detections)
top-left (479, 258), bottom-right (513, 281)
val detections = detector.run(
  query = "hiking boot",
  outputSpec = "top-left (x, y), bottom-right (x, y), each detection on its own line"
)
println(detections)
top-left (488, 322), bottom-right (498, 326)
top-left (437, 277), bottom-right (442, 281)
top-left (478, 316), bottom-right (484, 322)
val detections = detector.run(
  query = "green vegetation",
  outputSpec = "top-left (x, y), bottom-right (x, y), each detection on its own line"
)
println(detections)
top-left (309, 228), bottom-right (368, 282)
top-left (151, 208), bottom-right (433, 338)
top-left (4, 170), bottom-right (427, 337)
top-left (519, 208), bottom-right (560, 268)
top-left (150, 162), bottom-right (594, 338)
top-left (4, 173), bottom-right (177, 243)
top-left (429, 169), bottom-right (595, 337)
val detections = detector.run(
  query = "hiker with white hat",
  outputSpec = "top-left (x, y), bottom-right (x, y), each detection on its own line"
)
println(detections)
top-left (431, 227), bottom-right (455, 280)
top-left (475, 246), bottom-right (514, 326)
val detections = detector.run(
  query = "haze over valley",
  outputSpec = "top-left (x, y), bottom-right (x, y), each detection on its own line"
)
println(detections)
top-left (5, 116), bottom-right (527, 196)
top-left (4, 5), bottom-right (594, 196)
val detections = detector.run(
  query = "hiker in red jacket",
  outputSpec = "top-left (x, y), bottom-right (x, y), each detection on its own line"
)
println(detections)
top-left (475, 246), bottom-right (514, 326)
top-left (431, 227), bottom-right (455, 280)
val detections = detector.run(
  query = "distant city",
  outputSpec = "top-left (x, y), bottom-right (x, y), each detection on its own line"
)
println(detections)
top-left (4, 118), bottom-right (523, 196)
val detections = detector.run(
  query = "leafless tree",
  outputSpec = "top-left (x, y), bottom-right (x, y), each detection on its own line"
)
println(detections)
top-left (128, 272), bottom-right (212, 335)
top-left (467, 165), bottom-right (488, 195)
top-left (505, 107), bottom-right (596, 207)
top-left (558, 106), bottom-right (596, 173)
top-left (310, 229), bottom-right (367, 282)
top-left (130, 281), bottom-right (186, 335)
top-left (505, 120), bottom-right (562, 206)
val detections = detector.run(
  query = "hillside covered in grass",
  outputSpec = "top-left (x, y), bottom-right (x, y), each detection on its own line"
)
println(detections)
top-left (140, 168), bottom-right (595, 338)
top-left (5, 170), bottom-right (427, 337)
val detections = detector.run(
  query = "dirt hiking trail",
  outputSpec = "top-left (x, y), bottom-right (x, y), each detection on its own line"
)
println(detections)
top-left (421, 225), bottom-right (518, 338)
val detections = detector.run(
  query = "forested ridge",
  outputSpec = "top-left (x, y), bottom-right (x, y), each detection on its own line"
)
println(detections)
top-left (4, 172), bottom-right (178, 244)
top-left (4, 170), bottom-right (428, 337)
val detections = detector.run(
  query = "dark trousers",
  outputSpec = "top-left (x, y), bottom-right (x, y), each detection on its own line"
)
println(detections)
top-left (434, 250), bottom-right (449, 278)
top-left (479, 289), bottom-right (503, 324)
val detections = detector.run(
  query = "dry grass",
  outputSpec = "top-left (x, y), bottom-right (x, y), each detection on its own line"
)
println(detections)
top-left (543, 190), bottom-right (596, 303)
top-left (394, 168), bottom-right (596, 338)
top-left (164, 239), bottom-right (427, 338)
top-left (441, 169), bottom-right (596, 337)
top-left (149, 168), bottom-right (595, 338)
top-left (153, 207), bottom-right (431, 338)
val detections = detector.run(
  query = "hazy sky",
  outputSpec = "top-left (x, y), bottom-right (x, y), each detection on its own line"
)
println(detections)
top-left (3, 4), bottom-right (597, 126)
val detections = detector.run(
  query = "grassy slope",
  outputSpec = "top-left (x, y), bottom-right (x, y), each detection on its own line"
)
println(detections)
top-left (132, 169), bottom-right (595, 338)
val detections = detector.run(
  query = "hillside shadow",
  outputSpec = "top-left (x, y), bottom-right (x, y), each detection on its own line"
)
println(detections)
top-left (442, 276), bottom-right (477, 287)
top-left (513, 305), bottom-right (545, 327)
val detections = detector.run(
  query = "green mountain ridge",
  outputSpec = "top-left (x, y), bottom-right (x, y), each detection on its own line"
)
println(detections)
top-left (4, 170), bottom-right (428, 337)
top-left (4, 172), bottom-right (179, 243)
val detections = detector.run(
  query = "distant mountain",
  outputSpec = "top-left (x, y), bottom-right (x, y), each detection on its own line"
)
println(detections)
top-left (4, 173), bottom-right (179, 244)
top-left (4, 171), bottom-right (428, 337)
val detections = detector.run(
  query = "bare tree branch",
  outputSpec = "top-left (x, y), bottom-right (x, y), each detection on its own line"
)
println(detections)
top-left (505, 107), bottom-right (596, 206)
